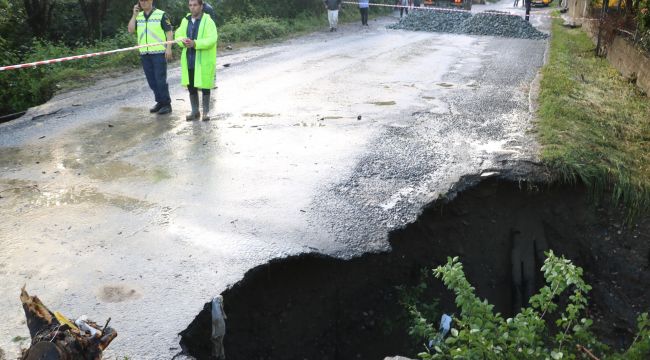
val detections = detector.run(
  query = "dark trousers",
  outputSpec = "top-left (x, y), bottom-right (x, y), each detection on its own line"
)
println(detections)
top-left (188, 68), bottom-right (211, 96)
top-left (400, 7), bottom-right (408, 17)
top-left (359, 8), bottom-right (368, 25)
top-left (141, 53), bottom-right (171, 106)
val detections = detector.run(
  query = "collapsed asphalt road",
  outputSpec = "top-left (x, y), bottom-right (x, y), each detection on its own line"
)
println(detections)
top-left (0, 2), bottom-right (548, 358)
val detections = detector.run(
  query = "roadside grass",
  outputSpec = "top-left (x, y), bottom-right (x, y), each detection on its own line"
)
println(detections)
top-left (537, 18), bottom-right (650, 217)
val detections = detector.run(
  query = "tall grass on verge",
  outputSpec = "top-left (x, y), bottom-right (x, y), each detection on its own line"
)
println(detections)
top-left (537, 19), bottom-right (650, 219)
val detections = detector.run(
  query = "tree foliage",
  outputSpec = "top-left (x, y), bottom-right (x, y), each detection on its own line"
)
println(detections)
top-left (408, 252), bottom-right (650, 360)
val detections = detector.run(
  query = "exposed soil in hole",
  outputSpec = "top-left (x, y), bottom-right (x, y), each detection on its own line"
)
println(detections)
top-left (180, 178), bottom-right (650, 360)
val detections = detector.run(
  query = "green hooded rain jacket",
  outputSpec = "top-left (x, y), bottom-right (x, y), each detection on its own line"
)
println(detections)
top-left (175, 13), bottom-right (218, 89)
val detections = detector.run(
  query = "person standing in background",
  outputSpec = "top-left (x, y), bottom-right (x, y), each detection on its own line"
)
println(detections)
top-left (399, 0), bottom-right (409, 18)
top-left (359, 0), bottom-right (369, 26)
top-left (175, 0), bottom-right (218, 121)
top-left (324, 0), bottom-right (341, 32)
top-left (128, 0), bottom-right (174, 115)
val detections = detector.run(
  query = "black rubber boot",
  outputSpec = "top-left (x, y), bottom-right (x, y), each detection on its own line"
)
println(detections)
top-left (202, 94), bottom-right (211, 121)
top-left (186, 93), bottom-right (200, 121)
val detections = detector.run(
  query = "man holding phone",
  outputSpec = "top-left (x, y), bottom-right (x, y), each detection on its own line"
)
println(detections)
top-left (175, 0), bottom-right (218, 121)
top-left (128, 0), bottom-right (174, 115)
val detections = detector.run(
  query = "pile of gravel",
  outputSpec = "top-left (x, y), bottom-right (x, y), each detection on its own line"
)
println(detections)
top-left (465, 11), bottom-right (548, 39)
top-left (388, 9), bottom-right (548, 40)
top-left (387, 9), bottom-right (471, 34)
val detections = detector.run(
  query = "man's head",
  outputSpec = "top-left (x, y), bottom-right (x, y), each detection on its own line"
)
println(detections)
top-left (188, 0), bottom-right (203, 18)
top-left (138, 0), bottom-right (153, 12)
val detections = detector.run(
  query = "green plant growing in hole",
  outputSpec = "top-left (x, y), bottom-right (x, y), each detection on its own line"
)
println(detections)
top-left (398, 268), bottom-right (440, 341)
top-left (407, 251), bottom-right (650, 359)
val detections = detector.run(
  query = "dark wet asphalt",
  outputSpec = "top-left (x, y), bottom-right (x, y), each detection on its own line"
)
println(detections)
top-left (0, 2), bottom-right (548, 357)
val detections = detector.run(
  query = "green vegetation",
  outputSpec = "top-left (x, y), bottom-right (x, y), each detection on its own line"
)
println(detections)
top-left (537, 19), bottom-right (650, 217)
top-left (406, 253), bottom-right (650, 359)
top-left (0, 30), bottom-right (141, 116)
top-left (399, 268), bottom-right (441, 342)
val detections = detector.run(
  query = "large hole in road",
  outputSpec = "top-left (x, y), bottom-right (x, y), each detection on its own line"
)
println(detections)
top-left (179, 178), bottom-right (650, 360)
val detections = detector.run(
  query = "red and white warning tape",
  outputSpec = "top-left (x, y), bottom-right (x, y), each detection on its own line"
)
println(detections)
top-left (0, 40), bottom-right (175, 72)
top-left (340, 1), bottom-right (599, 21)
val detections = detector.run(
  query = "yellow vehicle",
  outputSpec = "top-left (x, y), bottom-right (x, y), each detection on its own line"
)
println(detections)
top-left (531, 0), bottom-right (553, 6)
top-left (424, 0), bottom-right (472, 10)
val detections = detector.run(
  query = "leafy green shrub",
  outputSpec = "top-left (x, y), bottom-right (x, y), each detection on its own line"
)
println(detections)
top-left (0, 30), bottom-right (142, 117)
top-left (219, 16), bottom-right (288, 43)
top-left (399, 268), bottom-right (441, 343)
top-left (409, 252), bottom-right (650, 359)
top-left (0, 36), bottom-right (50, 116)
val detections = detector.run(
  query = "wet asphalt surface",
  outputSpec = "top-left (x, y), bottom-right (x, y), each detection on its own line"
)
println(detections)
top-left (0, 1), bottom-right (549, 358)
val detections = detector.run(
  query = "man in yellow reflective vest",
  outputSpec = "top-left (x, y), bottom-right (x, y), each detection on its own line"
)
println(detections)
top-left (175, 0), bottom-right (218, 121)
top-left (127, 0), bottom-right (174, 115)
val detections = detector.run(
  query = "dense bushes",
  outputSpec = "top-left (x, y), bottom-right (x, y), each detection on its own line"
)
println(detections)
top-left (219, 17), bottom-right (289, 43)
top-left (0, 29), bottom-right (140, 117)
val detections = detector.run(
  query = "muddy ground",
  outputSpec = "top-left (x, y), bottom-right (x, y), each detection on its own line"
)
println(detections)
top-left (181, 178), bottom-right (650, 360)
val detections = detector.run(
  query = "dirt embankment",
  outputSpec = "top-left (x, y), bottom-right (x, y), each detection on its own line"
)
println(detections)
top-left (180, 178), bottom-right (650, 360)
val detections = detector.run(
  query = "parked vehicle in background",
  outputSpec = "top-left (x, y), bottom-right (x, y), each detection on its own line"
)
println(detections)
top-left (424, 0), bottom-right (472, 11)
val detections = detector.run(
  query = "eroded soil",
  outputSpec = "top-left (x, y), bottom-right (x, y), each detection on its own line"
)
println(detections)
top-left (180, 178), bottom-right (650, 360)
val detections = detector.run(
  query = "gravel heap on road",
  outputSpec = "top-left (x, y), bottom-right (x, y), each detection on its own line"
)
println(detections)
top-left (388, 9), bottom-right (548, 40)
top-left (387, 9), bottom-right (471, 34)
top-left (465, 11), bottom-right (548, 39)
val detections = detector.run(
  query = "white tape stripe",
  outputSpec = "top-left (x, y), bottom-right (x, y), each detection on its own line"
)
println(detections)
top-left (0, 40), bottom-right (176, 71)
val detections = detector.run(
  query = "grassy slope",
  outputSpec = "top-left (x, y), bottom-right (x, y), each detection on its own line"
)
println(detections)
top-left (537, 19), bottom-right (650, 215)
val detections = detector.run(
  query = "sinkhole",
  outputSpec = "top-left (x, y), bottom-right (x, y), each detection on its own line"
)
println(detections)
top-left (179, 178), bottom-right (650, 360)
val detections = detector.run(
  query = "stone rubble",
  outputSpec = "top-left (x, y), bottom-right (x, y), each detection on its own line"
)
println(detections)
top-left (388, 9), bottom-right (549, 40)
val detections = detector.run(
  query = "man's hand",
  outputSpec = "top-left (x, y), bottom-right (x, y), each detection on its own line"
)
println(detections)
top-left (182, 38), bottom-right (195, 48)
top-left (132, 4), bottom-right (140, 17)
top-left (165, 47), bottom-right (172, 61)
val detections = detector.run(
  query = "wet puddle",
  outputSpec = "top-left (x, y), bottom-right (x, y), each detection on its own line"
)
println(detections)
top-left (369, 101), bottom-right (396, 106)
top-left (242, 113), bottom-right (277, 118)
top-left (0, 180), bottom-right (153, 212)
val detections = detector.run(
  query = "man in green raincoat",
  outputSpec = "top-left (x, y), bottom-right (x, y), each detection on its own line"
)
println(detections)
top-left (175, 0), bottom-right (218, 121)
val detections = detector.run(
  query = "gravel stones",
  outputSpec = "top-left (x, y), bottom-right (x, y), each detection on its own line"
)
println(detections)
top-left (388, 9), bottom-right (471, 34)
top-left (388, 9), bottom-right (548, 40)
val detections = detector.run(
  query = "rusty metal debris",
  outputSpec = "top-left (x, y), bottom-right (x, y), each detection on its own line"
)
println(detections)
top-left (20, 286), bottom-right (117, 360)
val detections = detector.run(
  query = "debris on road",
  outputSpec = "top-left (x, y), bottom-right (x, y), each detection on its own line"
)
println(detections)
top-left (388, 10), bottom-right (548, 40)
top-left (20, 286), bottom-right (117, 360)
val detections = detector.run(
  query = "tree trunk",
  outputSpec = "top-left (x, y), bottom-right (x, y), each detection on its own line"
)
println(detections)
top-left (78, 0), bottom-right (110, 40)
top-left (23, 0), bottom-right (56, 38)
